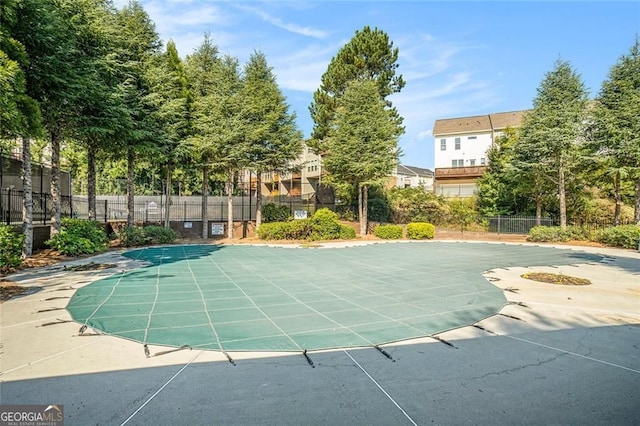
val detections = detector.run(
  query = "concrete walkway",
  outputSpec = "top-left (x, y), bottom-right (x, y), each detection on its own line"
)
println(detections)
top-left (1, 241), bottom-right (639, 425)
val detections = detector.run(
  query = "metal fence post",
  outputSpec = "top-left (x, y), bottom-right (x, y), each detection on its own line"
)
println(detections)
top-left (43, 194), bottom-right (47, 225)
top-left (104, 199), bottom-right (108, 223)
top-left (6, 189), bottom-right (11, 225)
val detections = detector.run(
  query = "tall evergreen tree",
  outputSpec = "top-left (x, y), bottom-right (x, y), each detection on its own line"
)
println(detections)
top-left (476, 128), bottom-right (527, 216)
top-left (146, 40), bottom-right (193, 227)
top-left (113, 0), bottom-right (162, 227)
top-left (0, 0), bottom-right (42, 257)
top-left (323, 79), bottom-right (403, 235)
top-left (12, 0), bottom-right (86, 234)
top-left (187, 50), bottom-right (242, 238)
top-left (185, 33), bottom-right (222, 238)
top-left (516, 60), bottom-right (588, 227)
top-left (589, 38), bottom-right (640, 224)
top-left (309, 26), bottom-right (405, 155)
top-left (239, 51), bottom-right (303, 228)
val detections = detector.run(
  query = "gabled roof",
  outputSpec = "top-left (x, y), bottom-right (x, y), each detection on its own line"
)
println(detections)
top-left (397, 164), bottom-right (434, 177)
top-left (433, 110), bottom-right (527, 136)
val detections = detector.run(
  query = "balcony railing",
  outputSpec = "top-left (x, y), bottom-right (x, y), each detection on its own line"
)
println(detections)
top-left (435, 166), bottom-right (487, 179)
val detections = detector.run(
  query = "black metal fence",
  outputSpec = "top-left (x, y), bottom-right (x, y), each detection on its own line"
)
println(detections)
top-left (0, 189), bottom-right (73, 225)
top-left (486, 215), bottom-right (555, 234)
top-left (2, 188), bottom-right (636, 235)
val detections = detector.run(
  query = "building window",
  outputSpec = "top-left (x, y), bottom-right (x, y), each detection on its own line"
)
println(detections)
top-left (468, 136), bottom-right (477, 140)
top-left (469, 159), bottom-right (476, 166)
top-left (455, 137), bottom-right (461, 150)
top-left (480, 157), bottom-right (486, 165)
top-left (451, 160), bottom-right (457, 167)
top-left (440, 138), bottom-right (446, 151)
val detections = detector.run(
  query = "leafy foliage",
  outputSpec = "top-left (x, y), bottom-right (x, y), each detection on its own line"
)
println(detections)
top-left (309, 25), bottom-right (405, 152)
top-left (527, 226), bottom-right (590, 242)
top-left (339, 224), bottom-right (356, 240)
top-left (447, 198), bottom-right (479, 232)
top-left (46, 219), bottom-right (108, 256)
top-left (387, 187), bottom-right (449, 225)
top-left (368, 197), bottom-right (390, 222)
top-left (142, 225), bottom-right (177, 244)
top-left (0, 225), bottom-right (24, 272)
top-left (120, 226), bottom-right (150, 247)
top-left (516, 60), bottom-right (589, 226)
top-left (256, 208), bottom-right (355, 241)
top-left (119, 225), bottom-right (176, 247)
top-left (594, 225), bottom-right (640, 249)
top-left (374, 224), bottom-right (403, 239)
top-left (587, 38), bottom-right (640, 224)
top-left (261, 203), bottom-right (291, 223)
top-left (406, 222), bottom-right (435, 240)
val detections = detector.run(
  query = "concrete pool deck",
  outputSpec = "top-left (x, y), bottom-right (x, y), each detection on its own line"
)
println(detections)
top-left (1, 240), bottom-right (639, 425)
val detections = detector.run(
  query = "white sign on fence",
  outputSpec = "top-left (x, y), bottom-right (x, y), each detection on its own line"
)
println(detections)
top-left (211, 223), bottom-right (224, 235)
top-left (294, 210), bottom-right (308, 220)
top-left (184, 222), bottom-right (192, 229)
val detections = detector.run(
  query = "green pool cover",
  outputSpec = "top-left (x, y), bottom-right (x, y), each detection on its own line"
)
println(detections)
top-left (66, 242), bottom-right (601, 352)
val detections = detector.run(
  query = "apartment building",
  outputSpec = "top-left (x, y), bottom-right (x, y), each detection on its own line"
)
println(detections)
top-left (259, 143), bottom-right (434, 199)
top-left (393, 165), bottom-right (434, 191)
top-left (259, 145), bottom-right (322, 200)
top-left (433, 110), bottom-right (526, 197)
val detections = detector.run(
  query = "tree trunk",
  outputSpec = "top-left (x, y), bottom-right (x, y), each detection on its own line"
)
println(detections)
top-left (49, 130), bottom-right (61, 235)
top-left (202, 165), bottom-right (208, 239)
top-left (255, 171), bottom-right (263, 228)
top-left (21, 137), bottom-right (33, 258)
top-left (614, 170), bottom-right (621, 226)
top-left (164, 165), bottom-right (172, 228)
top-left (126, 149), bottom-right (135, 228)
top-left (226, 170), bottom-right (234, 239)
top-left (558, 160), bottom-right (567, 228)
top-left (535, 196), bottom-right (543, 226)
top-left (635, 176), bottom-right (640, 225)
top-left (87, 145), bottom-right (97, 220)
top-left (359, 184), bottom-right (368, 236)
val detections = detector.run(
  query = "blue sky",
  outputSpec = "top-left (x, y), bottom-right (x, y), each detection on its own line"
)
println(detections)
top-left (115, 1), bottom-right (639, 169)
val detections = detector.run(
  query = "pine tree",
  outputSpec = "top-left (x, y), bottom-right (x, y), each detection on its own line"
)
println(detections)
top-left (323, 79), bottom-right (403, 235)
top-left (516, 60), bottom-right (588, 227)
top-left (239, 51), bottom-right (302, 228)
top-left (309, 26), bottom-right (404, 155)
top-left (589, 38), bottom-right (640, 224)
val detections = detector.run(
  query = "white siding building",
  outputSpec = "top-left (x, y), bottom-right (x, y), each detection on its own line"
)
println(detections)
top-left (433, 110), bottom-right (526, 197)
top-left (393, 165), bottom-right (434, 191)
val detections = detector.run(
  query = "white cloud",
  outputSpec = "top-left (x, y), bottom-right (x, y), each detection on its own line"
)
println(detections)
top-left (418, 130), bottom-right (432, 140)
top-left (234, 4), bottom-right (330, 39)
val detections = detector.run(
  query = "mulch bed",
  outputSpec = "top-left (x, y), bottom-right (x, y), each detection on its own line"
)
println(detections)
top-left (521, 272), bottom-right (591, 286)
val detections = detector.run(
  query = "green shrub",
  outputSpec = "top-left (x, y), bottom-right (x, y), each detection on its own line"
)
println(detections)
top-left (527, 226), bottom-right (590, 242)
top-left (368, 198), bottom-right (390, 222)
top-left (256, 208), bottom-right (355, 241)
top-left (406, 222), bottom-right (435, 240)
top-left (374, 224), bottom-right (403, 239)
top-left (143, 225), bottom-right (177, 244)
top-left (594, 225), bottom-right (640, 249)
top-left (338, 208), bottom-right (356, 222)
top-left (309, 208), bottom-right (341, 240)
top-left (46, 218), bottom-right (108, 256)
top-left (339, 224), bottom-right (356, 240)
top-left (262, 203), bottom-right (291, 223)
top-left (0, 225), bottom-right (24, 272)
top-left (120, 226), bottom-right (151, 247)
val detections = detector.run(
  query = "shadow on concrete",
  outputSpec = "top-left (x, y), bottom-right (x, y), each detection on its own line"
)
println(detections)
top-left (2, 324), bottom-right (638, 426)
